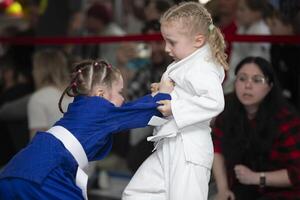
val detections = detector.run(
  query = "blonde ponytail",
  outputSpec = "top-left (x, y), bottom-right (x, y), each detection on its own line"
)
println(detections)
top-left (208, 26), bottom-right (229, 70)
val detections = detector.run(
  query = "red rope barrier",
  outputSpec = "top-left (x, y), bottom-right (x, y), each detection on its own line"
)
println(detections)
top-left (225, 35), bottom-right (300, 44)
top-left (0, 34), bottom-right (299, 45)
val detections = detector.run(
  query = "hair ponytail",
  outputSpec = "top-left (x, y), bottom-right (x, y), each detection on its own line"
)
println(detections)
top-left (208, 26), bottom-right (229, 70)
top-left (58, 85), bottom-right (72, 113)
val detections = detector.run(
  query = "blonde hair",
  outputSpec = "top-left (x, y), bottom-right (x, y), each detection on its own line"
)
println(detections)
top-left (160, 2), bottom-right (229, 70)
top-left (33, 49), bottom-right (70, 89)
top-left (59, 59), bottom-right (121, 113)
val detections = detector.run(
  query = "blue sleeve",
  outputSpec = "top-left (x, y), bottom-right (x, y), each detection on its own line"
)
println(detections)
top-left (111, 93), bottom-right (171, 133)
top-left (123, 93), bottom-right (171, 106)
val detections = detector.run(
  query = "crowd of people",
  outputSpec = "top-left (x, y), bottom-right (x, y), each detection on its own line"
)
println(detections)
top-left (0, 0), bottom-right (299, 200)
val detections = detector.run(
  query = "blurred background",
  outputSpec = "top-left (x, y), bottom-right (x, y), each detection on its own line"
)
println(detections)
top-left (0, 0), bottom-right (299, 199)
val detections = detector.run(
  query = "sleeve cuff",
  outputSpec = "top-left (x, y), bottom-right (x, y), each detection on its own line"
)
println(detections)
top-left (153, 93), bottom-right (171, 102)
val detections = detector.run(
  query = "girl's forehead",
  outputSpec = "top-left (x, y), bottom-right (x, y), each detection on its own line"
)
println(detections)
top-left (162, 19), bottom-right (184, 28)
top-left (161, 20), bottom-right (188, 34)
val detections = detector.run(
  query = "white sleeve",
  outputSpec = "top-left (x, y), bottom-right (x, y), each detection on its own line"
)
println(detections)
top-left (171, 66), bottom-right (225, 129)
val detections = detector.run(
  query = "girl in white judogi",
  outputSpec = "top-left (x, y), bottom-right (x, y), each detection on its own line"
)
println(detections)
top-left (122, 2), bottom-right (229, 200)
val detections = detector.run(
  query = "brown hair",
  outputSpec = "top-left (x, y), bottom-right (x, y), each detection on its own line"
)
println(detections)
top-left (59, 59), bottom-right (121, 113)
top-left (160, 1), bottom-right (229, 70)
top-left (33, 49), bottom-right (69, 89)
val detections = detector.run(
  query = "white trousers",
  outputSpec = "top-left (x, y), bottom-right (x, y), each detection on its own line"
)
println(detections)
top-left (122, 135), bottom-right (210, 200)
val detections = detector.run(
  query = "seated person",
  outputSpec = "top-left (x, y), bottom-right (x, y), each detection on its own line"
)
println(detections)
top-left (212, 56), bottom-right (300, 200)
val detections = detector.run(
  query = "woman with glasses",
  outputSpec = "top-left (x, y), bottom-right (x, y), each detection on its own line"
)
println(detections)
top-left (211, 56), bottom-right (300, 200)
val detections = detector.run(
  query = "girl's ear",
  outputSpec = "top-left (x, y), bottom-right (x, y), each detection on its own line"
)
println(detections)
top-left (91, 85), bottom-right (105, 97)
top-left (97, 89), bottom-right (105, 97)
top-left (194, 34), bottom-right (205, 48)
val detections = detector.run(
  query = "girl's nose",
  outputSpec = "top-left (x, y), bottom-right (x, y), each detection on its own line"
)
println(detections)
top-left (164, 44), bottom-right (170, 53)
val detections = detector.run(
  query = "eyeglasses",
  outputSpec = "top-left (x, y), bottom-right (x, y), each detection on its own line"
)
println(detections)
top-left (235, 74), bottom-right (268, 85)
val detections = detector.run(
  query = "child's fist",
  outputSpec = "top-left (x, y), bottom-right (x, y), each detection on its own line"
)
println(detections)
top-left (159, 78), bottom-right (174, 94)
top-left (151, 82), bottom-right (160, 93)
top-left (157, 100), bottom-right (172, 117)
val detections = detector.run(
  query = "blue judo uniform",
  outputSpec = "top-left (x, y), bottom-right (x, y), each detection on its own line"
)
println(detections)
top-left (0, 93), bottom-right (170, 200)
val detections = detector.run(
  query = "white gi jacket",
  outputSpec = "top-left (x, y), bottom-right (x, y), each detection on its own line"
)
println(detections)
top-left (148, 44), bottom-right (225, 169)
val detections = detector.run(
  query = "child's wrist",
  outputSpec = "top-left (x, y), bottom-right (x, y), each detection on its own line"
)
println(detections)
top-left (151, 91), bottom-right (159, 97)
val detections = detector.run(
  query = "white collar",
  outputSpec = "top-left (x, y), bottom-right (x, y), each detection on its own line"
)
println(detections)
top-left (166, 44), bottom-right (211, 74)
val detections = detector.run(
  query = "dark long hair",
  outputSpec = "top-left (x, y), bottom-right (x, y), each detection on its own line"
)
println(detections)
top-left (219, 57), bottom-right (286, 171)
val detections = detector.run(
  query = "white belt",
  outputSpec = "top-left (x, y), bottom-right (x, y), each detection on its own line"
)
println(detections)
top-left (47, 126), bottom-right (89, 199)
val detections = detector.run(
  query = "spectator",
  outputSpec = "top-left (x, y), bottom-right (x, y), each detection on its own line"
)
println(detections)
top-left (223, 0), bottom-right (271, 93)
top-left (144, 0), bottom-right (171, 22)
top-left (212, 57), bottom-right (300, 200)
top-left (122, 0), bottom-right (145, 34)
top-left (81, 2), bottom-right (125, 66)
top-left (210, 0), bottom-right (238, 58)
top-left (28, 49), bottom-right (72, 138)
top-left (35, 0), bottom-right (83, 50)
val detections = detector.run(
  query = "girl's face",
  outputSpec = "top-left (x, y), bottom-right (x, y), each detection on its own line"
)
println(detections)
top-left (103, 75), bottom-right (124, 107)
top-left (235, 63), bottom-right (272, 112)
top-left (161, 21), bottom-right (200, 61)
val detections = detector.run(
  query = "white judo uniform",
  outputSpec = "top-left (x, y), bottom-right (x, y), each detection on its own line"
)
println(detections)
top-left (123, 44), bottom-right (225, 200)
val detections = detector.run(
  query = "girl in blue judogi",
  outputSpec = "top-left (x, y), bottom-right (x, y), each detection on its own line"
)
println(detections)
top-left (0, 60), bottom-right (173, 200)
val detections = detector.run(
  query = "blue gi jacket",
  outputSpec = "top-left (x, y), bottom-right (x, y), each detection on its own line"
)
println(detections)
top-left (0, 93), bottom-right (170, 199)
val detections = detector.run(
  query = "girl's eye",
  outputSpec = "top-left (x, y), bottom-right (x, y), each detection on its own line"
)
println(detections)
top-left (169, 41), bottom-right (176, 46)
top-left (166, 39), bottom-right (175, 46)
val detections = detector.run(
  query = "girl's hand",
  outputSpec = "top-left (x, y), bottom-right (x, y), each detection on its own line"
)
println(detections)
top-left (215, 189), bottom-right (235, 200)
top-left (234, 165), bottom-right (258, 185)
top-left (159, 78), bottom-right (174, 94)
top-left (151, 82), bottom-right (160, 94)
top-left (157, 100), bottom-right (172, 117)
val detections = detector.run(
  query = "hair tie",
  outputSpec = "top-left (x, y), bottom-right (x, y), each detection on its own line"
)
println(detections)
top-left (208, 24), bottom-right (215, 32)
top-left (72, 81), bottom-right (77, 87)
